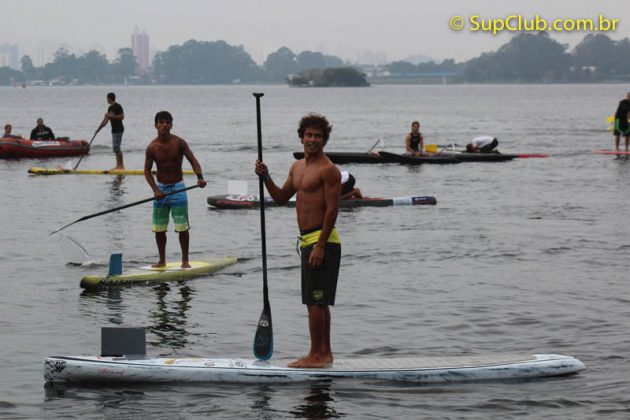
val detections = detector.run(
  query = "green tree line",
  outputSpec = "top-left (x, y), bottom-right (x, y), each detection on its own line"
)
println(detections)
top-left (1, 32), bottom-right (628, 85)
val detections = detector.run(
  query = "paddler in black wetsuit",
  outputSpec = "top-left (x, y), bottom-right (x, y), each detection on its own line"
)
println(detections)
top-left (404, 121), bottom-right (424, 156)
top-left (613, 92), bottom-right (630, 152)
top-left (29, 118), bottom-right (55, 140)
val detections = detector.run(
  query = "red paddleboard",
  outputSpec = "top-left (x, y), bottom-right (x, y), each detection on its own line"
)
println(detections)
top-left (592, 150), bottom-right (630, 156)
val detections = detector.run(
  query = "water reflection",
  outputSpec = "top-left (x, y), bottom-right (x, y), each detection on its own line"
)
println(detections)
top-left (146, 283), bottom-right (194, 350)
top-left (289, 382), bottom-right (342, 419)
top-left (44, 382), bottom-right (148, 407)
top-left (79, 281), bottom-right (195, 350)
top-left (249, 385), bottom-right (274, 420)
top-left (106, 175), bottom-right (127, 246)
top-left (109, 175), bottom-right (126, 201)
top-left (79, 287), bottom-right (125, 325)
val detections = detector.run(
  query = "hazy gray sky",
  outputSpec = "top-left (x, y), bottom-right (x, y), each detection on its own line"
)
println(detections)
top-left (2, 0), bottom-right (628, 65)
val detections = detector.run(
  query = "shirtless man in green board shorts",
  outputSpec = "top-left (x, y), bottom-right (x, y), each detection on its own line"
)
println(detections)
top-left (255, 113), bottom-right (341, 368)
top-left (144, 111), bottom-right (206, 268)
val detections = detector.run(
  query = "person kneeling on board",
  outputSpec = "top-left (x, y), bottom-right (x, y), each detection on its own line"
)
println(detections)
top-left (144, 111), bottom-right (206, 268)
top-left (404, 120), bottom-right (424, 156)
top-left (466, 136), bottom-right (500, 153)
top-left (340, 171), bottom-right (362, 200)
top-left (255, 113), bottom-right (341, 369)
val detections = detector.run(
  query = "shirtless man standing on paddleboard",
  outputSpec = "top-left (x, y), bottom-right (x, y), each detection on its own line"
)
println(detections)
top-left (255, 113), bottom-right (341, 368)
top-left (144, 111), bottom-right (206, 268)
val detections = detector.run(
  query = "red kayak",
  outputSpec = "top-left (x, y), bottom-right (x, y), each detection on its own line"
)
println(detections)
top-left (0, 137), bottom-right (89, 158)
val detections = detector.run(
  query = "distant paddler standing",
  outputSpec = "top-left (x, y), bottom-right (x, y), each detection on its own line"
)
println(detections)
top-left (613, 92), bottom-right (630, 151)
top-left (144, 111), bottom-right (206, 268)
top-left (101, 92), bottom-right (125, 170)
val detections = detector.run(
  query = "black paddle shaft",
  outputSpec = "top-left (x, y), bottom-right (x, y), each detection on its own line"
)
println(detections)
top-left (50, 185), bottom-right (199, 235)
top-left (73, 123), bottom-right (105, 170)
top-left (253, 92), bottom-right (273, 360)
top-left (254, 93), bottom-right (268, 303)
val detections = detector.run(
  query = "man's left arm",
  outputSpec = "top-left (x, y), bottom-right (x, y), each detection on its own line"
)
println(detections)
top-left (183, 141), bottom-right (207, 188)
top-left (112, 104), bottom-right (125, 121)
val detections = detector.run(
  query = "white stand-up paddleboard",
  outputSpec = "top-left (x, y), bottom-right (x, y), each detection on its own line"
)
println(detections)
top-left (44, 353), bottom-right (584, 384)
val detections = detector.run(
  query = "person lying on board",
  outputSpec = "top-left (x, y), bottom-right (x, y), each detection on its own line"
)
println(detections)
top-left (404, 120), bottom-right (424, 156)
top-left (3, 124), bottom-right (22, 139)
top-left (340, 171), bottom-right (362, 200)
top-left (144, 110), bottom-right (206, 269)
top-left (29, 118), bottom-right (55, 140)
top-left (613, 92), bottom-right (630, 152)
top-left (255, 113), bottom-right (341, 369)
top-left (466, 136), bottom-right (501, 154)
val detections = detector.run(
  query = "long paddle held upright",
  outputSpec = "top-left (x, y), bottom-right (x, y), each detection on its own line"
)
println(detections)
top-left (49, 185), bottom-right (199, 235)
top-left (253, 92), bottom-right (273, 360)
top-left (73, 123), bottom-right (106, 170)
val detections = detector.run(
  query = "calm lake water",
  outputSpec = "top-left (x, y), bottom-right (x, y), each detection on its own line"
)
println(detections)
top-left (1, 84), bottom-right (629, 419)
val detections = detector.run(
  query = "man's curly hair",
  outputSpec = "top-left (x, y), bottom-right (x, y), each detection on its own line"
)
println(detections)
top-left (297, 113), bottom-right (332, 142)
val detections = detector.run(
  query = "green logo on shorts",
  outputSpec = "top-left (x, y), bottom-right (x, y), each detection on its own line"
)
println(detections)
top-left (312, 290), bottom-right (324, 301)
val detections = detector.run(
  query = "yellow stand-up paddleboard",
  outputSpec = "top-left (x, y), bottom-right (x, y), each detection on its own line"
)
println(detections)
top-left (28, 167), bottom-right (195, 176)
top-left (80, 257), bottom-right (238, 290)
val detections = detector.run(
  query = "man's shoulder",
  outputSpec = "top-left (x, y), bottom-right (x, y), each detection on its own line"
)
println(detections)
top-left (146, 137), bottom-right (160, 149)
top-left (171, 134), bottom-right (189, 147)
top-left (110, 102), bottom-right (124, 112)
top-left (317, 155), bottom-right (340, 174)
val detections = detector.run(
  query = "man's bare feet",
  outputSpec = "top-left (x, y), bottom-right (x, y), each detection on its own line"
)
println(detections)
top-left (110, 166), bottom-right (125, 171)
top-left (152, 262), bottom-right (166, 268)
top-left (181, 261), bottom-right (191, 268)
top-left (287, 355), bottom-right (333, 369)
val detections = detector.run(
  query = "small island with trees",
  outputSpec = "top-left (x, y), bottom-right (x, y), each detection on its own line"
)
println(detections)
top-left (287, 67), bottom-right (369, 87)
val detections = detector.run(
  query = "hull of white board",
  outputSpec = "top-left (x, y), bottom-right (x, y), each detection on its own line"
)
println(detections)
top-left (44, 354), bottom-right (584, 384)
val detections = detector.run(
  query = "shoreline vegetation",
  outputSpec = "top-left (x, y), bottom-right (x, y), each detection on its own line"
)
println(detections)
top-left (2, 32), bottom-right (629, 86)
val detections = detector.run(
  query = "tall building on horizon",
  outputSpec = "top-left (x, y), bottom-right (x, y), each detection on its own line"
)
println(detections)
top-left (0, 43), bottom-right (20, 70)
top-left (131, 27), bottom-right (149, 73)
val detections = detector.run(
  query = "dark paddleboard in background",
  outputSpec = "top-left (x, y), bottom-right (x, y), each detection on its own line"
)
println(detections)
top-left (376, 151), bottom-right (460, 165)
top-left (293, 151), bottom-right (459, 164)
top-left (207, 194), bottom-right (437, 209)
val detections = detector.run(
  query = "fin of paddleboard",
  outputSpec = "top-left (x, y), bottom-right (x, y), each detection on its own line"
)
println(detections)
top-left (108, 253), bottom-right (123, 276)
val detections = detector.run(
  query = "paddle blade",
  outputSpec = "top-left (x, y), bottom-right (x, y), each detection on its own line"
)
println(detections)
top-left (253, 307), bottom-right (273, 360)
